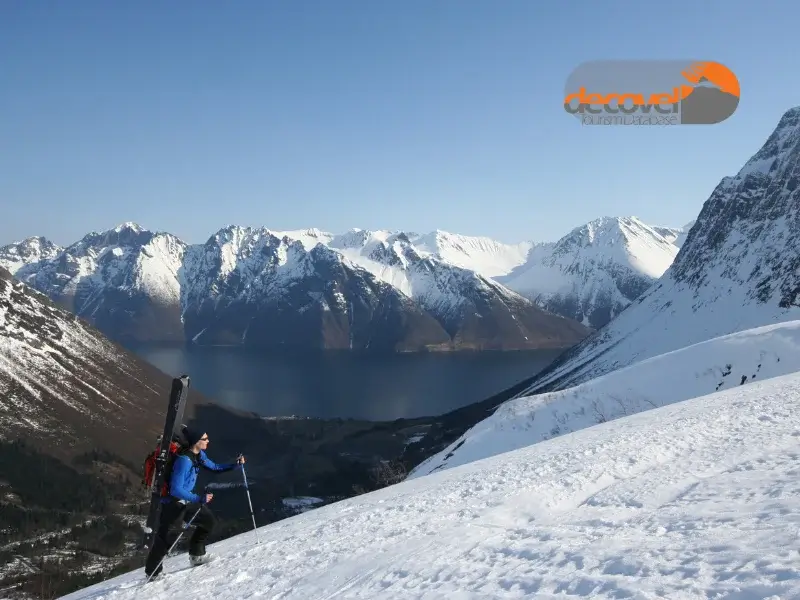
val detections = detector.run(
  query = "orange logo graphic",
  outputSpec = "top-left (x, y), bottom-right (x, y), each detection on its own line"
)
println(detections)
top-left (563, 60), bottom-right (740, 126)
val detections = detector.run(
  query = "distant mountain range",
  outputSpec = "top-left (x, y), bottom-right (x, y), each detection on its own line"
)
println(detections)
top-left (0, 215), bottom-right (693, 351)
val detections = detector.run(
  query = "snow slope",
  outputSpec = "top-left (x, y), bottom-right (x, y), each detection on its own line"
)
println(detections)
top-left (410, 230), bottom-right (533, 278)
top-left (409, 320), bottom-right (800, 479)
top-left (62, 366), bottom-right (800, 599)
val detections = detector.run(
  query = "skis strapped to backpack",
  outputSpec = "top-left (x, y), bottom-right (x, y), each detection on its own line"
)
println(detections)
top-left (142, 375), bottom-right (190, 550)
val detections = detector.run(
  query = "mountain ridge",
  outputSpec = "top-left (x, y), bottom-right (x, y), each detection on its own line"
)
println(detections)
top-left (0, 215), bottom-right (685, 349)
top-left (2, 224), bottom-right (591, 351)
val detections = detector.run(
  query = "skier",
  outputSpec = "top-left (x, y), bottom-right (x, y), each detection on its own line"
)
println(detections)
top-left (144, 425), bottom-right (245, 579)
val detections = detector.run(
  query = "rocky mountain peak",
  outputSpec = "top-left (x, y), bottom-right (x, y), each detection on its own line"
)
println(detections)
top-left (73, 222), bottom-right (155, 253)
top-left (734, 106), bottom-right (800, 181)
top-left (330, 228), bottom-right (378, 250)
top-left (307, 240), bottom-right (343, 264)
top-left (670, 105), bottom-right (800, 292)
top-left (556, 216), bottom-right (667, 250)
top-left (113, 221), bottom-right (145, 233)
top-left (523, 105), bottom-right (800, 393)
top-left (0, 235), bottom-right (62, 274)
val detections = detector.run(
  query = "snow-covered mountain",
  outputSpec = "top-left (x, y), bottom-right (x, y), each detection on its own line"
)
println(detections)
top-left (1, 225), bottom-right (589, 351)
top-left (319, 227), bottom-right (589, 348)
top-left (0, 235), bottom-right (61, 274)
top-left (402, 220), bottom-right (682, 331)
top-left (181, 226), bottom-right (589, 350)
top-left (10, 222), bottom-right (188, 343)
top-left (408, 230), bottom-right (533, 278)
top-left (518, 106), bottom-right (800, 394)
top-left (1, 212), bottom-right (691, 347)
top-left (0, 265), bottom-right (185, 460)
top-left (180, 226), bottom-right (457, 350)
top-left (61, 345), bottom-right (800, 598)
top-left (409, 319), bottom-right (800, 479)
top-left (496, 216), bottom-right (679, 328)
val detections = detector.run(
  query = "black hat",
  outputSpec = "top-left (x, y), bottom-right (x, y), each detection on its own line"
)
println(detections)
top-left (182, 425), bottom-right (206, 446)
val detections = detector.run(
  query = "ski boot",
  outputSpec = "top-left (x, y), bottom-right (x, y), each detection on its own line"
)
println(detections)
top-left (189, 553), bottom-right (217, 567)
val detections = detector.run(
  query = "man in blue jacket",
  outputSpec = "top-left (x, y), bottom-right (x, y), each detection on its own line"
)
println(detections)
top-left (144, 425), bottom-right (245, 579)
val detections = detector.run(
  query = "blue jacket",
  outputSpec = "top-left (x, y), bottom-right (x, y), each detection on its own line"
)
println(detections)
top-left (166, 450), bottom-right (240, 504)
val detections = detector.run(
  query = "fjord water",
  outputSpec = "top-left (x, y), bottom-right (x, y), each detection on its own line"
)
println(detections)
top-left (128, 345), bottom-right (564, 421)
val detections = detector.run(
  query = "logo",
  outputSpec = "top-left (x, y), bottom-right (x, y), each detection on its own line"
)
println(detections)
top-left (563, 60), bottom-right (739, 126)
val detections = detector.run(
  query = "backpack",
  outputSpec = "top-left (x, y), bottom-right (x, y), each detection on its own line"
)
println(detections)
top-left (142, 437), bottom-right (183, 497)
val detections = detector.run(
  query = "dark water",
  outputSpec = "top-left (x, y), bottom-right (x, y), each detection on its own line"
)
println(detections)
top-left (128, 345), bottom-right (564, 421)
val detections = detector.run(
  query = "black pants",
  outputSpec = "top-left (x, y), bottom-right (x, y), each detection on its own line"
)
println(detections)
top-left (144, 500), bottom-right (215, 577)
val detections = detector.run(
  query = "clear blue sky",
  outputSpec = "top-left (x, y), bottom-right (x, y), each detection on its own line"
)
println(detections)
top-left (2, 1), bottom-right (799, 246)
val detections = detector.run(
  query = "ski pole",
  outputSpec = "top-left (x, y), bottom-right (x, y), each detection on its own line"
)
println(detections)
top-left (145, 503), bottom-right (203, 584)
top-left (240, 459), bottom-right (259, 544)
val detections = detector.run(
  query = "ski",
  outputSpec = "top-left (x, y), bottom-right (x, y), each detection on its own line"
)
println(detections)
top-left (142, 375), bottom-right (191, 549)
